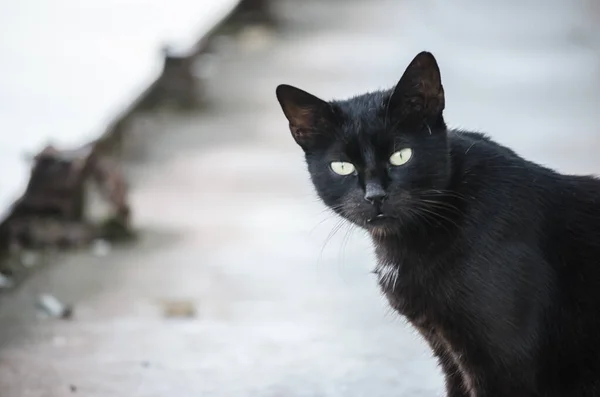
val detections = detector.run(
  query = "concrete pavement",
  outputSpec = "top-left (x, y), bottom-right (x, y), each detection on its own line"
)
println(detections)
top-left (1, 0), bottom-right (600, 395)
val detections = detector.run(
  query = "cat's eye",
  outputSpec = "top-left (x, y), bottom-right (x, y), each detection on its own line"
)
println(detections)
top-left (330, 161), bottom-right (356, 176)
top-left (389, 148), bottom-right (413, 166)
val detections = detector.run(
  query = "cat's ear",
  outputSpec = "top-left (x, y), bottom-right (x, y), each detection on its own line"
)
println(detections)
top-left (276, 84), bottom-right (336, 150)
top-left (389, 51), bottom-right (445, 123)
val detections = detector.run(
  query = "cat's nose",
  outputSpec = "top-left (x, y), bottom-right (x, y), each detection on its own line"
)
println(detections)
top-left (364, 182), bottom-right (387, 205)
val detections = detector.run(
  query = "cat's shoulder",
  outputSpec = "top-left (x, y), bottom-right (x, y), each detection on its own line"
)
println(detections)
top-left (446, 129), bottom-right (524, 168)
top-left (448, 129), bottom-right (507, 153)
top-left (447, 128), bottom-right (600, 197)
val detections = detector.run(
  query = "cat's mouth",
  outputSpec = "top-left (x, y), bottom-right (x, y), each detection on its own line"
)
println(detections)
top-left (367, 213), bottom-right (395, 225)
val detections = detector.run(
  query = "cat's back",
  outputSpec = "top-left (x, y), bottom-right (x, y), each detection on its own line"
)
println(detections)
top-left (452, 131), bottom-right (600, 308)
top-left (451, 129), bottom-right (600, 242)
top-left (447, 130), bottom-right (600, 300)
top-left (449, 130), bottom-right (600, 217)
top-left (448, 131), bottom-right (600, 391)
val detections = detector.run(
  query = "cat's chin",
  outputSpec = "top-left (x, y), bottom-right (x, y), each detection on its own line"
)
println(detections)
top-left (365, 215), bottom-right (400, 237)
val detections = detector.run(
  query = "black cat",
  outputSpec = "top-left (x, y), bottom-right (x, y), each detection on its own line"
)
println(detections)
top-left (275, 51), bottom-right (600, 396)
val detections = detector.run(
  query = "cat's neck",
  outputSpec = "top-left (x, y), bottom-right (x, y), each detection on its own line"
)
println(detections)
top-left (370, 219), bottom-right (460, 266)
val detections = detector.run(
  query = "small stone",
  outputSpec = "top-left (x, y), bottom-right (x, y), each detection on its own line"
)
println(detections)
top-left (161, 299), bottom-right (197, 319)
top-left (239, 25), bottom-right (273, 52)
top-left (92, 239), bottom-right (111, 257)
top-left (0, 274), bottom-right (14, 289)
top-left (36, 294), bottom-right (73, 319)
top-left (21, 251), bottom-right (39, 268)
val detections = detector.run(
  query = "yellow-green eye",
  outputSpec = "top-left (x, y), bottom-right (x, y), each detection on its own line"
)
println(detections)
top-left (389, 148), bottom-right (413, 166)
top-left (330, 161), bottom-right (356, 176)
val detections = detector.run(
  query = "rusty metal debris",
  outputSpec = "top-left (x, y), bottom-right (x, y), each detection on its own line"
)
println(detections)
top-left (0, 143), bottom-right (135, 284)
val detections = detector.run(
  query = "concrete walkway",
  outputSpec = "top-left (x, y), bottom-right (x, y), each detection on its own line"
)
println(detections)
top-left (1, 0), bottom-right (599, 396)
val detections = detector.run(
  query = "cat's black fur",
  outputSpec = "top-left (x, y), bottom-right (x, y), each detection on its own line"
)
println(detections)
top-left (275, 52), bottom-right (600, 397)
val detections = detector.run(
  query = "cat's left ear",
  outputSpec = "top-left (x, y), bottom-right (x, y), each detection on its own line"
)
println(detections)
top-left (276, 84), bottom-right (336, 150)
top-left (389, 51), bottom-right (445, 123)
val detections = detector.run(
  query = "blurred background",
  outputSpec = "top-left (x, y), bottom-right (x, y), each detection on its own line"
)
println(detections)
top-left (0, 0), bottom-right (599, 395)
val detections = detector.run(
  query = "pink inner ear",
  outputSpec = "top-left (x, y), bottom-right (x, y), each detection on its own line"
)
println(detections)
top-left (287, 104), bottom-right (318, 130)
top-left (290, 124), bottom-right (302, 137)
top-left (290, 124), bottom-right (319, 138)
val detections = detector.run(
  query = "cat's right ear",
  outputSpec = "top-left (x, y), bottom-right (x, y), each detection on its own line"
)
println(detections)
top-left (276, 84), bottom-right (335, 150)
top-left (388, 51), bottom-right (445, 124)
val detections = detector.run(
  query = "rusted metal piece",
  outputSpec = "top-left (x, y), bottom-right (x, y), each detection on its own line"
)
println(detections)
top-left (88, 155), bottom-right (132, 231)
top-left (154, 48), bottom-right (201, 109)
top-left (237, 0), bottom-right (275, 25)
top-left (15, 144), bottom-right (94, 221)
top-left (1, 143), bottom-right (133, 251)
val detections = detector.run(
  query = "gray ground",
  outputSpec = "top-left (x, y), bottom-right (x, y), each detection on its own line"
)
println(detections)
top-left (1, 0), bottom-right (600, 396)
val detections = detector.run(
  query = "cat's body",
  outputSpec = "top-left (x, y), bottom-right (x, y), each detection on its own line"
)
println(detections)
top-left (377, 130), bottom-right (600, 396)
top-left (276, 52), bottom-right (600, 396)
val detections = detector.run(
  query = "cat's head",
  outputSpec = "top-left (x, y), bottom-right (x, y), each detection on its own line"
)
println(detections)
top-left (276, 52), bottom-right (452, 236)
